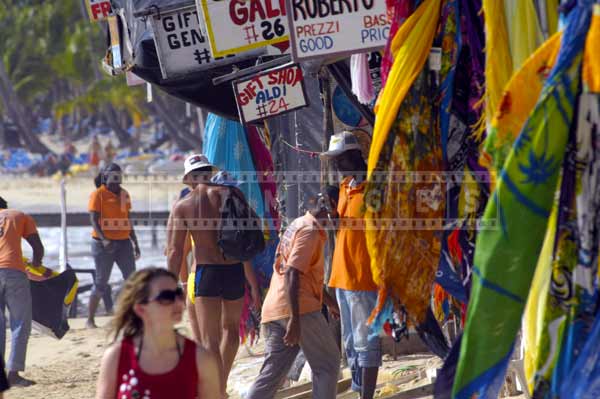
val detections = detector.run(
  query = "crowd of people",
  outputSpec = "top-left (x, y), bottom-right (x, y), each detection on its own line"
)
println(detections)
top-left (0, 130), bottom-right (383, 399)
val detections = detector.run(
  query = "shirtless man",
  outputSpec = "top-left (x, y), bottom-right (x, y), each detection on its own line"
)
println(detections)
top-left (166, 154), bottom-right (261, 398)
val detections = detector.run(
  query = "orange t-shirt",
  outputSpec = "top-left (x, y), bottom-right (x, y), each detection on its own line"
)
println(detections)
top-left (261, 212), bottom-right (327, 323)
top-left (0, 209), bottom-right (38, 271)
top-left (328, 177), bottom-right (377, 291)
top-left (88, 186), bottom-right (132, 240)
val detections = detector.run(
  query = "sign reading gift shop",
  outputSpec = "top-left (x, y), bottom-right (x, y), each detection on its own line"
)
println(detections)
top-left (150, 5), bottom-right (261, 79)
top-left (197, 0), bottom-right (290, 58)
top-left (87, 0), bottom-right (113, 22)
top-left (233, 64), bottom-right (308, 124)
top-left (285, 0), bottom-right (391, 61)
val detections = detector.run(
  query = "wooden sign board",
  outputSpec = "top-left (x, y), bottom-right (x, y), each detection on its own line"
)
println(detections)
top-left (87, 0), bottom-right (113, 22)
top-left (197, 0), bottom-right (291, 58)
top-left (286, 0), bottom-right (391, 61)
top-left (233, 64), bottom-right (308, 124)
top-left (150, 5), bottom-right (261, 79)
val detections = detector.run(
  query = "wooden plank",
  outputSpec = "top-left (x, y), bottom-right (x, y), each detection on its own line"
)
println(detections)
top-left (384, 383), bottom-right (434, 399)
top-left (279, 378), bottom-right (352, 399)
top-left (335, 372), bottom-right (421, 399)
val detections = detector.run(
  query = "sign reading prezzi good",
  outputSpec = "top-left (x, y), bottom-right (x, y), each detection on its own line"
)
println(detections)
top-left (198, 0), bottom-right (290, 58)
top-left (286, 0), bottom-right (391, 61)
top-left (233, 64), bottom-right (308, 124)
top-left (150, 5), bottom-right (261, 79)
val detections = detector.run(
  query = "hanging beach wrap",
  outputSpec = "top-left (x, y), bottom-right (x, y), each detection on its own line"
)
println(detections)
top-left (367, 0), bottom-right (441, 178)
top-left (480, 32), bottom-right (562, 179)
top-left (364, 0), bottom-right (443, 326)
top-left (450, 3), bottom-right (592, 398)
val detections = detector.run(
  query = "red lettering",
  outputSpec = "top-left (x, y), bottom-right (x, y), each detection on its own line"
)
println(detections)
top-left (91, 3), bottom-right (102, 19)
top-left (230, 0), bottom-right (248, 25)
top-left (268, 100), bottom-right (277, 114)
top-left (363, 16), bottom-right (373, 28)
top-left (250, 75), bottom-right (265, 90)
top-left (291, 68), bottom-right (303, 86)
top-left (267, 71), bottom-right (278, 86)
top-left (265, 0), bottom-right (281, 18)
top-left (238, 92), bottom-right (250, 106)
top-left (100, 2), bottom-right (111, 17)
top-left (249, 0), bottom-right (266, 22)
top-left (278, 97), bottom-right (289, 111)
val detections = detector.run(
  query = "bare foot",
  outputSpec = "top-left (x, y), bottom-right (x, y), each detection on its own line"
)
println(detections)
top-left (8, 372), bottom-right (36, 387)
top-left (86, 320), bottom-right (98, 329)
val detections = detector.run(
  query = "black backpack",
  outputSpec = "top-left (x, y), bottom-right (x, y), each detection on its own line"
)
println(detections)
top-left (217, 187), bottom-right (265, 261)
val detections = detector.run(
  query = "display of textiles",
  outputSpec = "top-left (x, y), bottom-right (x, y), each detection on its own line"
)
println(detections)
top-left (449, 2), bottom-right (593, 397)
top-left (436, 0), bottom-right (487, 305)
top-left (365, 0), bottom-right (442, 325)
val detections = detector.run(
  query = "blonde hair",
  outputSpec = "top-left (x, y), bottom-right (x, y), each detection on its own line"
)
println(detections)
top-left (109, 267), bottom-right (177, 342)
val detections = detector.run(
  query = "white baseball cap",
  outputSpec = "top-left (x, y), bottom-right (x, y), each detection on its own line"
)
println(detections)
top-left (320, 131), bottom-right (363, 160)
top-left (183, 154), bottom-right (216, 177)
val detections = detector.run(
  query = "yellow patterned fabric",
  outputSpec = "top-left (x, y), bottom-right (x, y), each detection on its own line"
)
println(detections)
top-left (523, 202), bottom-right (558, 393)
top-left (479, 0), bottom-right (513, 135)
top-left (583, 5), bottom-right (600, 93)
top-left (367, 0), bottom-right (442, 178)
top-left (504, 0), bottom-right (544, 70)
top-left (480, 32), bottom-right (562, 180)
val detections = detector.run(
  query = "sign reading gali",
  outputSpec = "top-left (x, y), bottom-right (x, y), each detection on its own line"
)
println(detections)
top-left (150, 5), bottom-right (259, 79)
top-left (198, 0), bottom-right (290, 58)
top-left (286, 0), bottom-right (391, 61)
top-left (234, 64), bottom-right (308, 124)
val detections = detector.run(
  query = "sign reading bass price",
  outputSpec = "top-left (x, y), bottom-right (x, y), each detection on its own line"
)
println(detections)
top-left (198, 0), bottom-right (290, 58)
top-left (286, 0), bottom-right (391, 60)
top-left (234, 64), bottom-right (308, 124)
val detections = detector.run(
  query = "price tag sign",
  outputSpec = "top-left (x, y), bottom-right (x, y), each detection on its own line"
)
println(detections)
top-left (150, 5), bottom-right (261, 79)
top-left (233, 64), bottom-right (308, 124)
top-left (197, 0), bottom-right (290, 58)
top-left (286, 0), bottom-right (391, 61)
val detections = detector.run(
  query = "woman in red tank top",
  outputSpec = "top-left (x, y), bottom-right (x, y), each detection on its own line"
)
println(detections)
top-left (96, 268), bottom-right (221, 399)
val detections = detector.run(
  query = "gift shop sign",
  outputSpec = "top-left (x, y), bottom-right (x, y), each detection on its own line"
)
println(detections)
top-left (197, 0), bottom-right (290, 58)
top-left (233, 64), bottom-right (308, 124)
top-left (286, 0), bottom-right (391, 61)
top-left (150, 5), bottom-right (260, 79)
top-left (87, 0), bottom-right (113, 22)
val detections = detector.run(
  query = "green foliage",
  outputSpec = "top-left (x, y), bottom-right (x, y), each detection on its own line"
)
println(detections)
top-left (0, 0), bottom-right (145, 121)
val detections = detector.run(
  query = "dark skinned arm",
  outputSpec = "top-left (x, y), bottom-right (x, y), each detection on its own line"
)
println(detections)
top-left (322, 288), bottom-right (340, 319)
top-left (129, 223), bottom-right (140, 259)
top-left (166, 204), bottom-right (187, 277)
top-left (24, 233), bottom-right (44, 267)
top-left (283, 267), bottom-right (301, 346)
top-left (90, 212), bottom-right (109, 244)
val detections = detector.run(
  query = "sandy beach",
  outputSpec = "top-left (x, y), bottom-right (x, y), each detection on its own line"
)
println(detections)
top-left (6, 316), bottom-right (445, 399)
top-left (0, 175), bottom-right (184, 214)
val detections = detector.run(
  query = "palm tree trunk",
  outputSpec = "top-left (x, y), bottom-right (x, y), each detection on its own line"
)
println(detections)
top-left (0, 61), bottom-right (51, 154)
top-left (103, 105), bottom-right (132, 147)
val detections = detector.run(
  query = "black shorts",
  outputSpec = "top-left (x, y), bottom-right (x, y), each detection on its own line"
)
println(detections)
top-left (194, 264), bottom-right (245, 300)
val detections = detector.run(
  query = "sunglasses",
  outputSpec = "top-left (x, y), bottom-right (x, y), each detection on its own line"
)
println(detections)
top-left (144, 287), bottom-right (184, 305)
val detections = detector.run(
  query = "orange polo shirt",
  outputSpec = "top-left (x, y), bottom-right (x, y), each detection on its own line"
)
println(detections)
top-left (261, 212), bottom-right (327, 323)
top-left (328, 177), bottom-right (377, 291)
top-left (88, 185), bottom-right (132, 240)
top-left (0, 209), bottom-right (38, 272)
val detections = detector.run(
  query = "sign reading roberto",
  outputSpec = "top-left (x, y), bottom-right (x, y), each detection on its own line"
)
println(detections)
top-left (286, 0), bottom-right (391, 61)
top-left (197, 0), bottom-right (290, 58)
top-left (233, 64), bottom-right (308, 124)
top-left (150, 5), bottom-right (260, 79)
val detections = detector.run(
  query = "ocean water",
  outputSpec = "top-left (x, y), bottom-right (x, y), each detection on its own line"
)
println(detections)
top-left (25, 226), bottom-right (168, 288)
